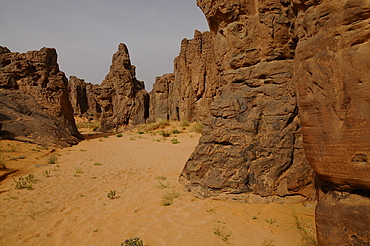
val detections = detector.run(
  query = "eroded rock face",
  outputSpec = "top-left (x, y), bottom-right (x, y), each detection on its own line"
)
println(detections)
top-left (179, 0), bottom-right (313, 201)
top-left (98, 43), bottom-right (149, 131)
top-left (0, 46), bottom-right (83, 146)
top-left (294, 0), bottom-right (370, 244)
top-left (68, 76), bottom-right (101, 121)
top-left (148, 73), bottom-right (174, 122)
top-left (149, 30), bottom-right (219, 123)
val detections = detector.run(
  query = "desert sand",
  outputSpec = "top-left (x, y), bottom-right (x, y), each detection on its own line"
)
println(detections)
top-left (0, 126), bottom-right (316, 246)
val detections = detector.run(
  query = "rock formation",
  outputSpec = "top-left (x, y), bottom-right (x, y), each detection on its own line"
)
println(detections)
top-left (294, 0), bottom-right (370, 244)
top-left (97, 43), bottom-right (149, 131)
top-left (68, 76), bottom-right (101, 121)
top-left (0, 46), bottom-right (83, 147)
top-left (172, 0), bottom-right (370, 244)
top-left (149, 30), bottom-right (218, 123)
top-left (179, 0), bottom-right (313, 202)
top-left (148, 73), bottom-right (174, 122)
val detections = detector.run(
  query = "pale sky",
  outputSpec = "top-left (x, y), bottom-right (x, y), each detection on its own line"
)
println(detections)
top-left (0, 0), bottom-right (209, 91)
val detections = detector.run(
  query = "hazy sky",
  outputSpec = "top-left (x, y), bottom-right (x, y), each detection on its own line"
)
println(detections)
top-left (0, 0), bottom-right (209, 91)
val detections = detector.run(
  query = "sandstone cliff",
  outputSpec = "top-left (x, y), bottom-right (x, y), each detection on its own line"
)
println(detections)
top-left (293, 0), bottom-right (370, 244)
top-left (0, 46), bottom-right (83, 147)
top-left (98, 43), bottom-right (149, 132)
top-left (171, 0), bottom-right (370, 244)
top-left (178, 0), bottom-right (313, 202)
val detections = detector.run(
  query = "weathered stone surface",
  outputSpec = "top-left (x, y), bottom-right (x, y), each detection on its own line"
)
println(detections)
top-left (148, 73), bottom-right (174, 122)
top-left (0, 46), bottom-right (10, 56)
top-left (179, 0), bottom-right (313, 200)
top-left (315, 182), bottom-right (370, 246)
top-left (0, 46), bottom-right (83, 146)
top-left (68, 76), bottom-right (101, 121)
top-left (150, 30), bottom-right (219, 123)
top-left (294, 0), bottom-right (370, 244)
top-left (98, 43), bottom-right (149, 131)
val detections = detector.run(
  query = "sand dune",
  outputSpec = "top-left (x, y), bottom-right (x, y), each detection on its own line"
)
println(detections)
top-left (0, 129), bottom-right (316, 246)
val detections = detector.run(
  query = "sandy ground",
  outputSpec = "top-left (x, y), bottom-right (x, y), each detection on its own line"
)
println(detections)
top-left (0, 127), bottom-right (316, 246)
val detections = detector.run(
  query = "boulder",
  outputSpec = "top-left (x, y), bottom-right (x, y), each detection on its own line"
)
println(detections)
top-left (0, 46), bottom-right (83, 146)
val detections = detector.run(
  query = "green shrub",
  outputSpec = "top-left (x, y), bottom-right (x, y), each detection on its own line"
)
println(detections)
top-left (107, 190), bottom-right (117, 199)
top-left (47, 154), bottom-right (57, 164)
top-left (161, 190), bottom-right (180, 206)
top-left (155, 176), bottom-right (167, 180)
top-left (121, 237), bottom-right (144, 246)
top-left (190, 122), bottom-right (204, 133)
top-left (159, 131), bottom-right (171, 138)
top-left (172, 129), bottom-right (181, 134)
top-left (116, 134), bottom-right (123, 137)
top-left (76, 122), bottom-right (101, 130)
top-left (14, 174), bottom-right (36, 190)
top-left (137, 119), bottom-right (170, 132)
top-left (171, 138), bottom-right (180, 144)
top-left (179, 120), bottom-right (190, 127)
top-left (43, 170), bottom-right (51, 177)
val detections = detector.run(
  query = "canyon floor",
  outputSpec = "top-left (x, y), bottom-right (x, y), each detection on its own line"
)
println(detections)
top-left (0, 124), bottom-right (316, 246)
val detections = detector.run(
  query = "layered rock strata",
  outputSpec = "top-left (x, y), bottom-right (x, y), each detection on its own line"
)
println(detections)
top-left (294, 0), bottom-right (370, 244)
top-left (68, 76), bottom-right (101, 121)
top-left (0, 46), bottom-right (83, 147)
top-left (179, 0), bottom-right (313, 201)
top-left (97, 43), bottom-right (149, 131)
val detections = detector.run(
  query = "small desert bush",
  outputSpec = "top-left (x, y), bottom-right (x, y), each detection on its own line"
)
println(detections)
top-left (75, 168), bottom-right (83, 174)
top-left (107, 190), bottom-right (117, 199)
top-left (161, 190), bottom-right (180, 206)
top-left (43, 170), bottom-right (51, 177)
top-left (171, 138), bottom-right (180, 144)
top-left (116, 133), bottom-right (123, 137)
top-left (159, 130), bottom-right (171, 138)
top-left (157, 181), bottom-right (171, 189)
top-left (76, 122), bottom-right (101, 131)
top-left (179, 120), bottom-right (190, 127)
top-left (155, 176), bottom-right (167, 180)
top-left (47, 154), bottom-right (57, 164)
top-left (121, 237), bottom-right (144, 246)
top-left (14, 174), bottom-right (36, 190)
top-left (190, 122), bottom-right (204, 133)
top-left (171, 129), bottom-right (181, 134)
top-left (213, 226), bottom-right (231, 244)
top-left (292, 209), bottom-right (318, 246)
top-left (137, 118), bottom-right (170, 132)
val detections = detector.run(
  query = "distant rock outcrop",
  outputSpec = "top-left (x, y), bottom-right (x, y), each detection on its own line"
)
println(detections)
top-left (149, 30), bottom-right (218, 123)
top-left (0, 46), bottom-right (83, 147)
top-left (148, 73), bottom-right (174, 123)
top-left (294, 0), bottom-right (370, 244)
top-left (97, 43), bottom-right (149, 132)
top-left (68, 76), bottom-right (101, 121)
top-left (179, 0), bottom-right (313, 202)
